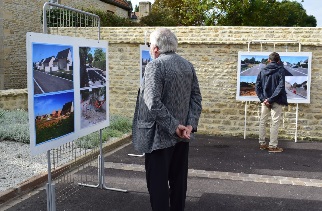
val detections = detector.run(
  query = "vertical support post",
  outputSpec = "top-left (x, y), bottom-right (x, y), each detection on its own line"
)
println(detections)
top-left (295, 103), bottom-right (299, 142)
top-left (144, 31), bottom-right (147, 45)
top-left (244, 101), bottom-right (248, 139)
top-left (46, 150), bottom-right (56, 211)
top-left (99, 129), bottom-right (104, 189)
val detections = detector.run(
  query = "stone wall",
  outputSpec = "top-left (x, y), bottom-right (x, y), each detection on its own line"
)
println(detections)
top-left (0, 0), bottom-right (129, 90)
top-left (0, 89), bottom-right (28, 110)
top-left (2, 26), bottom-right (322, 141)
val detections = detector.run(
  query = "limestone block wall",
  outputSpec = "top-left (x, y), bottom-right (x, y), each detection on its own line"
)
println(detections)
top-left (0, 89), bottom-right (28, 110)
top-left (0, 0), bottom-right (129, 90)
top-left (2, 26), bottom-right (322, 141)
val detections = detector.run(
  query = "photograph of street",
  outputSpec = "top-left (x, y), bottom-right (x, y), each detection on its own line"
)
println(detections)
top-left (237, 52), bottom-right (311, 103)
top-left (32, 43), bottom-right (73, 95)
top-left (79, 47), bottom-right (106, 88)
top-left (80, 87), bottom-right (107, 129)
top-left (34, 91), bottom-right (74, 145)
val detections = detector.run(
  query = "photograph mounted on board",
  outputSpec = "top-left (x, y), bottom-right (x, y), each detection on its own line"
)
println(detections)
top-left (236, 51), bottom-right (312, 104)
top-left (80, 87), bottom-right (107, 129)
top-left (140, 45), bottom-right (152, 86)
top-left (79, 47), bottom-right (107, 88)
top-left (32, 43), bottom-right (73, 94)
top-left (27, 32), bottom-right (109, 155)
top-left (34, 91), bottom-right (74, 145)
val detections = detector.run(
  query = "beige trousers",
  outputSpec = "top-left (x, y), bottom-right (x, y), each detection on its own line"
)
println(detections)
top-left (258, 102), bottom-right (283, 147)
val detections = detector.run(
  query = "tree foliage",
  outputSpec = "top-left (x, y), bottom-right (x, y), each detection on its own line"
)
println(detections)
top-left (143, 0), bottom-right (316, 27)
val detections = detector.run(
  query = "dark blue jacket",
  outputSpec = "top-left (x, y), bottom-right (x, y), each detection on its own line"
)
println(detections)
top-left (255, 62), bottom-right (288, 106)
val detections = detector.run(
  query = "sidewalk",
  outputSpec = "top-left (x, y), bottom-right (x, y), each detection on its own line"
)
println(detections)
top-left (1, 134), bottom-right (322, 211)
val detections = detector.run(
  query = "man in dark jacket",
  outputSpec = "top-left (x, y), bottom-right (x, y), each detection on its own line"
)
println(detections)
top-left (132, 28), bottom-right (202, 211)
top-left (255, 52), bottom-right (288, 153)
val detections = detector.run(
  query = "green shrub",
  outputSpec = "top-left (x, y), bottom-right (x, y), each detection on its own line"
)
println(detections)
top-left (0, 109), bottom-right (132, 149)
top-left (109, 115), bottom-right (132, 133)
top-left (75, 115), bottom-right (132, 149)
top-left (0, 109), bottom-right (30, 143)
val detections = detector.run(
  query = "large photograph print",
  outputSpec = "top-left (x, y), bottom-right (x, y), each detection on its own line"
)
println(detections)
top-left (140, 45), bottom-right (152, 86)
top-left (27, 32), bottom-right (109, 155)
top-left (236, 51), bottom-right (312, 104)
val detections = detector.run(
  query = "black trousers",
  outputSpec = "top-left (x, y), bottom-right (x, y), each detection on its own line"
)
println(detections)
top-left (145, 142), bottom-right (189, 211)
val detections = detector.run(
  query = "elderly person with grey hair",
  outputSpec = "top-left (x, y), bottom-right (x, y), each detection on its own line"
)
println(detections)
top-left (132, 28), bottom-right (202, 211)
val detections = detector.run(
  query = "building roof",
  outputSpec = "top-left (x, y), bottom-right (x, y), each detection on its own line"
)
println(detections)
top-left (100, 0), bottom-right (132, 11)
top-left (56, 48), bottom-right (70, 59)
top-left (43, 56), bottom-right (54, 63)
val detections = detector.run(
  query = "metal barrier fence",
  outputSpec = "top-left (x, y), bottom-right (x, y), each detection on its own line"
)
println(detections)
top-left (42, 3), bottom-right (105, 211)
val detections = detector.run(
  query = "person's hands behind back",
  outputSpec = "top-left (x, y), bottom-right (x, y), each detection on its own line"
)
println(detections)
top-left (176, 125), bottom-right (193, 140)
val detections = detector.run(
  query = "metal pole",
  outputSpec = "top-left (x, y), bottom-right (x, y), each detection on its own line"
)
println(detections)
top-left (244, 101), bottom-right (247, 139)
top-left (295, 103), bottom-right (298, 142)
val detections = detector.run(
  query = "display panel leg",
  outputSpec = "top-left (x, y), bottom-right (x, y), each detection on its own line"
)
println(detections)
top-left (244, 101), bottom-right (248, 139)
top-left (78, 129), bottom-right (127, 192)
top-left (295, 103), bottom-right (298, 142)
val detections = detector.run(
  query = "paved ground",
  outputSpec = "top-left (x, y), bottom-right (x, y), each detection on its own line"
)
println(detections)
top-left (1, 134), bottom-right (322, 211)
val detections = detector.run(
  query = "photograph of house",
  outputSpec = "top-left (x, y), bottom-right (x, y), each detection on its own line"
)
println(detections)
top-left (33, 44), bottom-right (73, 72)
top-left (32, 43), bottom-right (74, 94)
top-left (34, 91), bottom-right (74, 145)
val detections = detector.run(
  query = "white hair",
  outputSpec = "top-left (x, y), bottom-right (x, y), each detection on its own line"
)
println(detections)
top-left (150, 28), bottom-right (178, 54)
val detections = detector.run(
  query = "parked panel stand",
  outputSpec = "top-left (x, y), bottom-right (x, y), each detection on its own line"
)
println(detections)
top-left (42, 2), bottom-right (126, 211)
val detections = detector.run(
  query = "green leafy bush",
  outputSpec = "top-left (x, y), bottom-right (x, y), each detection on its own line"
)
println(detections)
top-left (0, 109), bottom-right (30, 143)
top-left (0, 109), bottom-right (132, 148)
top-left (75, 115), bottom-right (132, 149)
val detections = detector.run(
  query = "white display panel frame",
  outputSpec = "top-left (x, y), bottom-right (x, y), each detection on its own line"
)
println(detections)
top-left (27, 32), bottom-right (109, 155)
top-left (236, 51), bottom-right (312, 104)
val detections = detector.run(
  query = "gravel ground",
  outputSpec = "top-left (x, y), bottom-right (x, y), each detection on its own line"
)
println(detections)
top-left (0, 135), bottom-right (127, 193)
top-left (0, 140), bottom-right (48, 192)
top-left (0, 140), bottom-right (94, 193)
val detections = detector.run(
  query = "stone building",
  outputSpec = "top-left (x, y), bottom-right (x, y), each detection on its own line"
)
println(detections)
top-left (0, 0), bottom-right (132, 90)
top-left (130, 1), bottom-right (151, 22)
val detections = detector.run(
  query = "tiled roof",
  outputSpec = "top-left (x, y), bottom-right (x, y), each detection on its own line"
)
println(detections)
top-left (114, 0), bottom-right (131, 8)
top-left (43, 57), bottom-right (54, 63)
top-left (100, 0), bottom-right (132, 11)
top-left (56, 48), bottom-right (70, 59)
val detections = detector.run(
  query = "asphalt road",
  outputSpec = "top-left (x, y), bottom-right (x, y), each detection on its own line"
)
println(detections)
top-left (2, 135), bottom-right (322, 211)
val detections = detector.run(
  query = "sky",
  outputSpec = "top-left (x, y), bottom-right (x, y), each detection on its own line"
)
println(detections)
top-left (298, 0), bottom-right (321, 27)
top-left (129, 0), bottom-right (321, 27)
top-left (33, 43), bottom-right (73, 63)
top-left (34, 91), bottom-right (74, 116)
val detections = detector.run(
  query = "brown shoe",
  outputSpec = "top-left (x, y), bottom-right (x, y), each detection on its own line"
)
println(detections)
top-left (268, 147), bottom-right (283, 153)
top-left (259, 144), bottom-right (268, 150)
